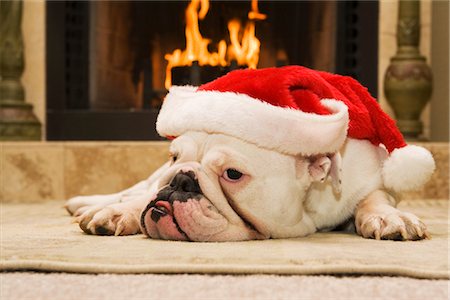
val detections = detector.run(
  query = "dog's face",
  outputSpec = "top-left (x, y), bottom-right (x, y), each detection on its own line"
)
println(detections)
top-left (140, 132), bottom-right (334, 241)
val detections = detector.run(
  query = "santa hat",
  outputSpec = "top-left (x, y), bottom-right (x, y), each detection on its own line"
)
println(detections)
top-left (157, 66), bottom-right (435, 192)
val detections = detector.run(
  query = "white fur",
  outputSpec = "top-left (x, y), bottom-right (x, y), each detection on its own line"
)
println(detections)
top-left (157, 86), bottom-right (349, 156)
top-left (382, 145), bottom-right (435, 192)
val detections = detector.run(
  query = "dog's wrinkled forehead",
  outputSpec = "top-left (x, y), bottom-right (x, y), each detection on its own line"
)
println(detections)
top-left (168, 131), bottom-right (209, 160)
top-left (170, 131), bottom-right (288, 161)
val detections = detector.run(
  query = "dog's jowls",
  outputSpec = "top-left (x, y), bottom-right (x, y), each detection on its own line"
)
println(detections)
top-left (66, 131), bottom-right (429, 242)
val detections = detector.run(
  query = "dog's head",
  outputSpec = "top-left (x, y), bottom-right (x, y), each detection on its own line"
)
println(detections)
top-left (140, 132), bottom-right (340, 241)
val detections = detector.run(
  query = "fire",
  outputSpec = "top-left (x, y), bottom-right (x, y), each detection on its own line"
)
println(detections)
top-left (164, 0), bottom-right (266, 89)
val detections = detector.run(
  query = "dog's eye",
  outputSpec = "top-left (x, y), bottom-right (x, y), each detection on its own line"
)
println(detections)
top-left (170, 153), bottom-right (178, 163)
top-left (223, 169), bottom-right (243, 181)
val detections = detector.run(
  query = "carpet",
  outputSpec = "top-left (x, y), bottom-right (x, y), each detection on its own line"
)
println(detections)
top-left (1, 200), bottom-right (448, 279)
top-left (2, 273), bottom-right (449, 300)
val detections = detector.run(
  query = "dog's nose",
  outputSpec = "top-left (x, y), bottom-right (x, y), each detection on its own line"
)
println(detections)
top-left (170, 171), bottom-right (201, 193)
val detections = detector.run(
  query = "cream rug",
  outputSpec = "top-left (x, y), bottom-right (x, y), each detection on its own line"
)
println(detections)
top-left (1, 200), bottom-right (448, 279)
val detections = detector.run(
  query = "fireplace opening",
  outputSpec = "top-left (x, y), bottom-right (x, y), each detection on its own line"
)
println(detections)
top-left (46, 1), bottom-right (378, 140)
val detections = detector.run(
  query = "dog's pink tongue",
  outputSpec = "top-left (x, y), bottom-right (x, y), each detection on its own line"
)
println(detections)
top-left (155, 201), bottom-right (173, 216)
top-left (141, 204), bottom-right (188, 241)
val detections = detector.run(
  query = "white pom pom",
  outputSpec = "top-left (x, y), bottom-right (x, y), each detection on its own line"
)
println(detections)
top-left (382, 145), bottom-right (435, 192)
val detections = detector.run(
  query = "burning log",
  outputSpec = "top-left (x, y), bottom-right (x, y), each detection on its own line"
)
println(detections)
top-left (171, 61), bottom-right (247, 86)
top-left (172, 61), bottom-right (221, 86)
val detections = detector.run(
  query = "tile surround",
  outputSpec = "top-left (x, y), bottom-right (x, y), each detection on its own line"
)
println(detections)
top-left (63, 143), bottom-right (169, 198)
top-left (1, 142), bottom-right (169, 203)
top-left (0, 142), bottom-right (447, 203)
top-left (402, 143), bottom-right (449, 200)
top-left (1, 143), bottom-right (64, 203)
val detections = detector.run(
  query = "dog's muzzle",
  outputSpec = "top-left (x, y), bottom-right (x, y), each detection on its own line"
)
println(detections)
top-left (140, 171), bottom-right (202, 240)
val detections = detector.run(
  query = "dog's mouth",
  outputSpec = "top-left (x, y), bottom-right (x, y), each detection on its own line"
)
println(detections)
top-left (150, 201), bottom-right (172, 222)
top-left (140, 171), bottom-right (264, 241)
top-left (140, 194), bottom-right (191, 241)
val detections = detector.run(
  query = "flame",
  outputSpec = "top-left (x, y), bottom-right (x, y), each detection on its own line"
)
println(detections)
top-left (164, 0), bottom-right (265, 89)
top-left (248, 0), bottom-right (267, 21)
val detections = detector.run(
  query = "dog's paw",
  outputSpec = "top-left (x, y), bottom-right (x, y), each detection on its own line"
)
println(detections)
top-left (74, 204), bottom-right (141, 236)
top-left (65, 196), bottom-right (91, 215)
top-left (356, 211), bottom-right (430, 241)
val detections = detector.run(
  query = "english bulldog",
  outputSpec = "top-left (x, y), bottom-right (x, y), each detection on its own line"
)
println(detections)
top-left (66, 132), bottom-right (430, 241)
top-left (65, 66), bottom-right (435, 242)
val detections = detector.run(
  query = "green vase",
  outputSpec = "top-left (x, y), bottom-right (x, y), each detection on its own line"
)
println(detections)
top-left (384, 0), bottom-right (432, 140)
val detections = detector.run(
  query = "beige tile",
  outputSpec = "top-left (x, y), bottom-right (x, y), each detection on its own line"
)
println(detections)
top-left (1, 143), bottom-right (64, 203)
top-left (64, 142), bottom-right (169, 199)
top-left (378, 0), bottom-right (398, 119)
top-left (0, 144), bottom-right (4, 202)
top-left (379, 0), bottom-right (398, 35)
top-left (403, 143), bottom-right (449, 200)
top-left (22, 0), bottom-right (46, 139)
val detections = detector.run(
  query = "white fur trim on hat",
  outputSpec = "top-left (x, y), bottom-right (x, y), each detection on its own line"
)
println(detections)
top-left (382, 145), bottom-right (435, 192)
top-left (157, 86), bottom-right (349, 156)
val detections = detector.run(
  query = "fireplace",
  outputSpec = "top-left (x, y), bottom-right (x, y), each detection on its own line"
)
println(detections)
top-left (46, 1), bottom-right (378, 140)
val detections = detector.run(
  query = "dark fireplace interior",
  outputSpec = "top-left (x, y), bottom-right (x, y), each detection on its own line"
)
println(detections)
top-left (46, 1), bottom-right (378, 140)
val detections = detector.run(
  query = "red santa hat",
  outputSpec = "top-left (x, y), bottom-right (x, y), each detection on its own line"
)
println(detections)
top-left (157, 66), bottom-right (435, 192)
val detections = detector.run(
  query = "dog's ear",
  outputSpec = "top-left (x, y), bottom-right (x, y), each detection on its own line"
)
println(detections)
top-left (329, 153), bottom-right (343, 194)
top-left (308, 155), bottom-right (331, 182)
top-left (308, 153), bottom-right (342, 195)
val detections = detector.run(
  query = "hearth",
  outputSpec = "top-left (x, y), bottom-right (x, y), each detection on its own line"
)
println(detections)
top-left (46, 1), bottom-right (378, 140)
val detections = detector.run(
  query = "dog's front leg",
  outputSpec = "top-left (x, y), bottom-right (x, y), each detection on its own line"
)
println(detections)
top-left (65, 180), bottom-right (150, 217)
top-left (65, 162), bottom-right (170, 216)
top-left (354, 190), bottom-right (429, 241)
top-left (75, 193), bottom-right (151, 236)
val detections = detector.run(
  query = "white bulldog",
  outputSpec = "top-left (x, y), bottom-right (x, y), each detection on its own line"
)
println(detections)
top-left (66, 66), bottom-right (435, 242)
top-left (66, 131), bottom-right (430, 241)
